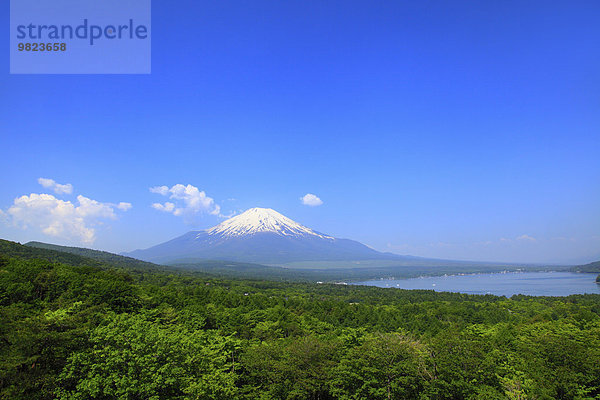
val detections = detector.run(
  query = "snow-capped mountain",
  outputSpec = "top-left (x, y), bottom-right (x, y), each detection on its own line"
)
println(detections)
top-left (125, 207), bottom-right (395, 264)
top-left (206, 208), bottom-right (333, 239)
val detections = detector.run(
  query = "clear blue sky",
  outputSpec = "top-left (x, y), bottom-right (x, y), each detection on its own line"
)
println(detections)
top-left (1, 1), bottom-right (599, 264)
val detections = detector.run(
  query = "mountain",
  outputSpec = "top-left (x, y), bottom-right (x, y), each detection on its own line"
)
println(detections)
top-left (125, 207), bottom-right (399, 264)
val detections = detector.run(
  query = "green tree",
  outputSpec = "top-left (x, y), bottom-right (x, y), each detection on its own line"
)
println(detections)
top-left (242, 335), bottom-right (338, 399)
top-left (332, 332), bottom-right (427, 400)
top-left (57, 312), bottom-right (238, 399)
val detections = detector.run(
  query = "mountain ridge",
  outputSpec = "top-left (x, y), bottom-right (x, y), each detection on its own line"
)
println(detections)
top-left (25, 241), bottom-right (163, 271)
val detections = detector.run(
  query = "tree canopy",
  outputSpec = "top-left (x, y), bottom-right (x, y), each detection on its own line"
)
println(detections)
top-left (1, 241), bottom-right (600, 399)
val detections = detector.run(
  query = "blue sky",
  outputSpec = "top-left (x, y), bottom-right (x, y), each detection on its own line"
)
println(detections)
top-left (1, 1), bottom-right (599, 264)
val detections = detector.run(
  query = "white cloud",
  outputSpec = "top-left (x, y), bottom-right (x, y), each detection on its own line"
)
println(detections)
top-left (117, 202), bottom-right (132, 211)
top-left (300, 193), bottom-right (323, 206)
top-left (516, 234), bottom-right (536, 242)
top-left (5, 193), bottom-right (130, 244)
top-left (152, 202), bottom-right (175, 212)
top-left (76, 195), bottom-right (117, 219)
top-left (38, 177), bottom-right (73, 195)
top-left (150, 184), bottom-right (221, 219)
top-left (149, 185), bottom-right (169, 196)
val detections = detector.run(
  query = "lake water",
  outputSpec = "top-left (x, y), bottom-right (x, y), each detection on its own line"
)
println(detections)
top-left (353, 272), bottom-right (600, 297)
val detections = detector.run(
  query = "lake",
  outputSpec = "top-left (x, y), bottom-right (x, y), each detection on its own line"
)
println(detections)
top-left (353, 271), bottom-right (600, 297)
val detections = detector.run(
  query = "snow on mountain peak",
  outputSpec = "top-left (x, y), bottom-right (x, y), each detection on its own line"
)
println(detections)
top-left (205, 207), bottom-right (333, 239)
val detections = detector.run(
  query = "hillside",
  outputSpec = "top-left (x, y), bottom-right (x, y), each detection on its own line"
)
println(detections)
top-left (169, 258), bottom-right (564, 283)
top-left (0, 238), bottom-right (104, 267)
top-left (572, 260), bottom-right (600, 273)
top-left (25, 241), bottom-right (163, 272)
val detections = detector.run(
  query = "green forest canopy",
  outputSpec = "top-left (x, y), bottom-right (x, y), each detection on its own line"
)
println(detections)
top-left (1, 239), bottom-right (600, 399)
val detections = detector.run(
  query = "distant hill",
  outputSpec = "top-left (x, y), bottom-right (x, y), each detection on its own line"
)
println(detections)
top-left (0, 239), bottom-right (104, 267)
top-left (569, 260), bottom-right (600, 283)
top-left (167, 258), bottom-right (554, 282)
top-left (1, 238), bottom-right (167, 274)
top-left (571, 260), bottom-right (600, 273)
top-left (25, 241), bottom-right (163, 272)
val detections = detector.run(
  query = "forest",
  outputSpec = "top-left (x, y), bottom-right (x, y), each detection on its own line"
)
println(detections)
top-left (1, 239), bottom-right (600, 399)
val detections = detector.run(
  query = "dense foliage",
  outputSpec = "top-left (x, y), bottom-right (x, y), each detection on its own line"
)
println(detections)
top-left (1, 242), bottom-right (600, 399)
